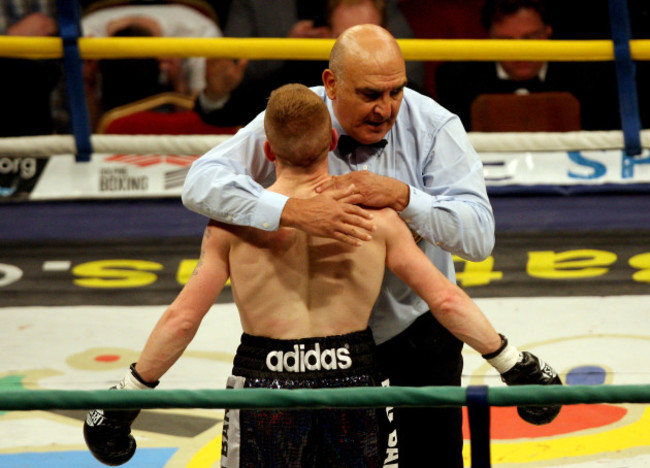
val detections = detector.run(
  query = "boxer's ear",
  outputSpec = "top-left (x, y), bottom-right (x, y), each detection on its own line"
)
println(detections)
top-left (330, 128), bottom-right (338, 152)
top-left (263, 140), bottom-right (276, 162)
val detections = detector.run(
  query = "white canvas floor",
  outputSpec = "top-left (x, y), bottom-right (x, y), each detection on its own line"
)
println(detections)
top-left (2, 295), bottom-right (649, 467)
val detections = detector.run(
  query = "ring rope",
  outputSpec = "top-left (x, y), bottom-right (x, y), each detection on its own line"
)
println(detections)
top-left (0, 134), bottom-right (231, 157)
top-left (1, 384), bottom-right (649, 411)
top-left (1, 131), bottom-right (649, 157)
top-left (1, 37), bottom-right (650, 61)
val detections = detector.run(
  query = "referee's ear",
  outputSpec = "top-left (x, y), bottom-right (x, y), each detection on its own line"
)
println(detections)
top-left (323, 68), bottom-right (337, 100)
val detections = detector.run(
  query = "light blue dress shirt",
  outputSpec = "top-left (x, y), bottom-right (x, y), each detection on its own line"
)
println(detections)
top-left (183, 86), bottom-right (495, 344)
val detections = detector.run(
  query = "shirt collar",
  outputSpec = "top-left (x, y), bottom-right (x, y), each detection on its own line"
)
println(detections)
top-left (325, 95), bottom-right (391, 158)
top-left (496, 62), bottom-right (548, 81)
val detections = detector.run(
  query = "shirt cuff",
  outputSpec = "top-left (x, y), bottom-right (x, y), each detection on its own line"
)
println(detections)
top-left (252, 190), bottom-right (289, 231)
top-left (399, 185), bottom-right (428, 223)
top-left (197, 91), bottom-right (230, 112)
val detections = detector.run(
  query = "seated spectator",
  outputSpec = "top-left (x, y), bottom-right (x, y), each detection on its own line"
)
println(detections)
top-left (435, 0), bottom-right (620, 131)
top-left (0, 1), bottom-right (62, 136)
top-left (398, 0), bottom-right (486, 101)
top-left (194, 0), bottom-right (425, 127)
top-left (81, 0), bottom-right (223, 24)
top-left (81, 2), bottom-right (222, 128)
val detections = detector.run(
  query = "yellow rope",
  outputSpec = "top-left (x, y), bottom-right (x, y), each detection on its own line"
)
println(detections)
top-left (2, 36), bottom-right (650, 61)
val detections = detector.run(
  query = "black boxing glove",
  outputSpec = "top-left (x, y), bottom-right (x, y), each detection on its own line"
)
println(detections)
top-left (84, 364), bottom-right (158, 466)
top-left (483, 335), bottom-right (562, 425)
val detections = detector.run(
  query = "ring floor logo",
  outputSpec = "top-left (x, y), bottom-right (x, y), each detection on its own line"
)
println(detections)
top-left (1, 229), bottom-right (649, 466)
top-left (459, 298), bottom-right (650, 467)
top-left (1, 230), bottom-right (648, 306)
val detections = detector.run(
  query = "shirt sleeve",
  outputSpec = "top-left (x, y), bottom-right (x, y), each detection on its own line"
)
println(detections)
top-left (181, 114), bottom-right (287, 231)
top-left (399, 116), bottom-right (495, 262)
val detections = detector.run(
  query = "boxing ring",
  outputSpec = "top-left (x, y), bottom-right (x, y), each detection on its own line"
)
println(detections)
top-left (2, 2), bottom-right (650, 467)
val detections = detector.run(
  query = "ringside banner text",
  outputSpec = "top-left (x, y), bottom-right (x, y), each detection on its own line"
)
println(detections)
top-left (0, 150), bottom-right (649, 201)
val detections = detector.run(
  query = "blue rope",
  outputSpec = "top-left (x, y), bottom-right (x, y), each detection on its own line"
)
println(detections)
top-left (467, 385), bottom-right (491, 468)
top-left (56, 0), bottom-right (92, 162)
top-left (609, 0), bottom-right (642, 156)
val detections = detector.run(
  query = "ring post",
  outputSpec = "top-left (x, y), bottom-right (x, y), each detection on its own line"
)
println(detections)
top-left (56, 0), bottom-right (92, 162)
top-left (467, 385), bottom-right (491, 468)
top-left (609, 0), bottom-right (642, 156)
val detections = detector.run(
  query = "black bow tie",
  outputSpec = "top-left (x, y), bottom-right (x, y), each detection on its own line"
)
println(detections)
top-left (337, 135), bottom-right (387, 155)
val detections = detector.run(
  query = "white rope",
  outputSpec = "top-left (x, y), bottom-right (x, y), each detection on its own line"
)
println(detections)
top-left (1, 131), bottom-right (649, 157)
top-left (468, 130), bottom-right (650, 152)
top-left (0, 135), bottom-right (232, 157)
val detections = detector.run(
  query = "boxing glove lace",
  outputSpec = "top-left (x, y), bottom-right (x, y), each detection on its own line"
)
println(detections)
top-left (84, 364), bottom-right (158, 466)
top-left (483, 335), bottom-right (562, 425)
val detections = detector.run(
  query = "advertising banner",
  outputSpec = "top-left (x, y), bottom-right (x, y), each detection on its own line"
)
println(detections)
top-left (0, 156), bottom-right (49, 200)
top-left (28, 153), bottom-right (199, 200)
top-left (482, 149), bottom-right (650, 189)
top-left (2, 149), bottom-right (649, 201)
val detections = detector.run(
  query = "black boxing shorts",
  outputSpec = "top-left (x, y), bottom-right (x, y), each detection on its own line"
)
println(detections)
top-left (221, 329), bottom-right (395, 468)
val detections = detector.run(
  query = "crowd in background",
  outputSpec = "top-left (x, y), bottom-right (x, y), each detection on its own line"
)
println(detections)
top-left (1, 0), bottom-right (650, 137)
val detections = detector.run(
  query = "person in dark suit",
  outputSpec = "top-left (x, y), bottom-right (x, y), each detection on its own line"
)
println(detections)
top-left (194, 0), bottom-right (425, 127)
top-left (0, 1), bottom-right (62, 136)
top-left (435, 0), bottom-right (620, 131)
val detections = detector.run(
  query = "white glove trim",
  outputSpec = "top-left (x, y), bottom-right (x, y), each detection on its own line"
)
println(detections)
top-left (487, 343), bottom-right (521, 374)
top-left (117, 369), bottom-right (151, 391)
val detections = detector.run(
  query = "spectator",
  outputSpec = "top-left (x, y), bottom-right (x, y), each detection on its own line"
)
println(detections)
top-left (327, 0), bottom-right (384, 37)
top-left (435, 0), bottom-right (620, 131)
top-left (398, 0), bottom-right (486, 100)
top-left (0, 1), bottom-right (62, 136)
top-left (80, 2), bottom-right (222, 127)
top-left (195, 0), bottom-right (425, 127)
top-left (81, 0), bottom-right (226, 24)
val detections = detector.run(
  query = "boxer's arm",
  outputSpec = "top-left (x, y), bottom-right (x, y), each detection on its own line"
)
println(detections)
top-left (383, 211), bottom-right (562, 425)
top-left (85, 223), bottom-right (230, 464)
top-left (135, 222), bottom-right (230, 382)
top-left (381, 209), bottom-right (501, 354)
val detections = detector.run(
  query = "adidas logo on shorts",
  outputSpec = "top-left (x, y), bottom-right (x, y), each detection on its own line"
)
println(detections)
top-left (266, 343), bottom-right (352, 372)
